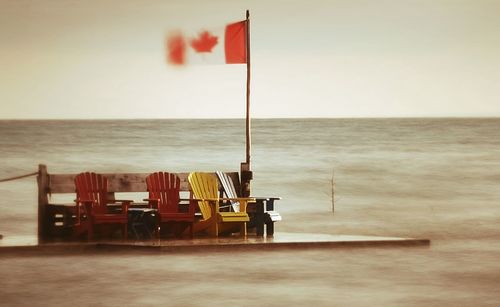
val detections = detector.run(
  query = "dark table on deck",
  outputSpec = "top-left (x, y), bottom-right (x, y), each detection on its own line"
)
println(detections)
top-left (127, 207), bottom-right (158, 239)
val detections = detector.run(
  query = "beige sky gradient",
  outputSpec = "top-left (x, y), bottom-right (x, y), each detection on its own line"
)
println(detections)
top-left (1, 0), bottom-right (500, 119)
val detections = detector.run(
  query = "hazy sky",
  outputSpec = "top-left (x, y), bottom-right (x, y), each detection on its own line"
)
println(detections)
top-left (1, 0), bottom-right (500, 119)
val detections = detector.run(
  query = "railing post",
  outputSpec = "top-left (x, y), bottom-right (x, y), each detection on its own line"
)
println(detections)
top-left (240, 162), bottom-right (252, 197)
top-left (37, 164), bottom-right (49, 240)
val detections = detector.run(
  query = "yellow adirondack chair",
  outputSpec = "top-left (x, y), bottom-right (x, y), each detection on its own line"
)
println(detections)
top-left (188, 172), bottom-right (254, 237)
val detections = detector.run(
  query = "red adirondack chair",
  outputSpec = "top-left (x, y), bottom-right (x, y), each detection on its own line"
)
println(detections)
top-left (74, 172), bottom-right (130, 241)
top-left (145, 172), bottom-right (195, 238)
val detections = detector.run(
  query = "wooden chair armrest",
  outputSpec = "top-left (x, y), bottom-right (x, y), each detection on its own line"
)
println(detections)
top-left (74, 198), bottom-right (95, 204)
top-left (193, 198), bottom-right (222, 214)
top-left (108, 199), bottom-right (132, 212)
top-left (181, 198), bottom-right (198, 215)
top-left (253, 197), bottom-right (281, 201)
top-left (143, 198), bottom-right (159, 209)
top-left (112, 199), bottom-right (133, 204)
top-left (74, 199), bottom-right (93, 219)
top-left (220, 198), bottom-right (254, 213)
top-left (192, 198), bottom-right (217, 202)
top-left (220, 197), bottom-right (256, 202)
top-left (253, 197), bottom-right (281, 211)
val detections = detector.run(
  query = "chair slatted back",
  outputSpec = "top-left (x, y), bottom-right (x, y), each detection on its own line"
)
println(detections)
top-left (74, 172), bottom-right (108, 215)
top-left (216, 171), bottom-right (240, 212)
top-left (146, 172), bottom-right (181, 214)
top-left (188, 172), bottom-right (219, 220)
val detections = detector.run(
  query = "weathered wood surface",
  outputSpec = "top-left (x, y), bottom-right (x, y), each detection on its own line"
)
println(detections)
top-left (49, 173), bottom-right (177, 193)
top-left (47, 172), bottom-right (239, 193)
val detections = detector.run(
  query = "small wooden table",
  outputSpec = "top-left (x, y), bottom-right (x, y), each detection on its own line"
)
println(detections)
top-left (250, 197), bottom-right (282, 236)
top-left (127, 208), bottom-right (158, 239)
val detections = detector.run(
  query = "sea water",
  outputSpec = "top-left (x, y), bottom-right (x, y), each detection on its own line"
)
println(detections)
top-left (0, 118), bottom-right (499, 306)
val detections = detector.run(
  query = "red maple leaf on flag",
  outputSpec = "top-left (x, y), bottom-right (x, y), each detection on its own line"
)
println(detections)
top-left (190, 31), bottom-right (218, 53)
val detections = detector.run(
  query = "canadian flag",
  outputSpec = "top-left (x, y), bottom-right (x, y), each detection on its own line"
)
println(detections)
top-left (166, 20), bottom-right (247, 65)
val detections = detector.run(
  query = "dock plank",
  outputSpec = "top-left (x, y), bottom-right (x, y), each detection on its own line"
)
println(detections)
top-left (0, 233), bottom-right (430, 255)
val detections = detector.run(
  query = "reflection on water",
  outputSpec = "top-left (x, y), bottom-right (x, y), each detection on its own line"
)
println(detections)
top-left (0, 235), bottom-right (38, 246)
top-left (1, 245), bottom-right (499, 306)
top-left (1, 118), bottom-right (500, 305)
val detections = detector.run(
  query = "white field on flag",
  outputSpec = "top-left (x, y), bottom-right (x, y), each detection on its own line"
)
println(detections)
top-left (166, 20), bottom-right (246, 66)
top-left (185, 25), bottom-right (226, 65)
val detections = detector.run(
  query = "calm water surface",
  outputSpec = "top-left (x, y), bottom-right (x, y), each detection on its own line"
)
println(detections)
top-left (0, 118), bottom-right (499, 306)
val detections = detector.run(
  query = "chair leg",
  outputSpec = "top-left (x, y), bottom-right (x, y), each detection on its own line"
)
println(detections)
top-left (256, 217), bottom-right (264, 237)
top-left (240, 222), bottom-right (247, 237)
top-left (255, 200), bottom-right (265, 237)
top-left (156, 222), bottom-right (161, 239)
top-left (208, 222), bottom-right (218, 237)
top-left (266, 221), bottom-right (274, 236)
top-left (87, 224), bottom-right (93, 241)
top-left (254, 212), bottom-right (265, 237)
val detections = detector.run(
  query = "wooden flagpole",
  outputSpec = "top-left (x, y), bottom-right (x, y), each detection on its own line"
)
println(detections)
top-left (241, 9), bottom-right (252, 197)
top-left (246, 9), bottom-right (251, 167)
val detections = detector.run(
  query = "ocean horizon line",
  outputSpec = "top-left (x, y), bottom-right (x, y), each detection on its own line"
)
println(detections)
top-left (1, 116), bottom-right (500, 121)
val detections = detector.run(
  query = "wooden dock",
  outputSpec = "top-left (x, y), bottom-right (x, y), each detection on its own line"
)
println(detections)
top-left (1, 165), bottom-right (430, 254)
top-left (0, 232), bottom-right (430, 255)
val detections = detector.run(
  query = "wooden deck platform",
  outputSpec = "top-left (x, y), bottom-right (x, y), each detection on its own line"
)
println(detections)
top-left (0, 233), bottom-right (430, 255)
